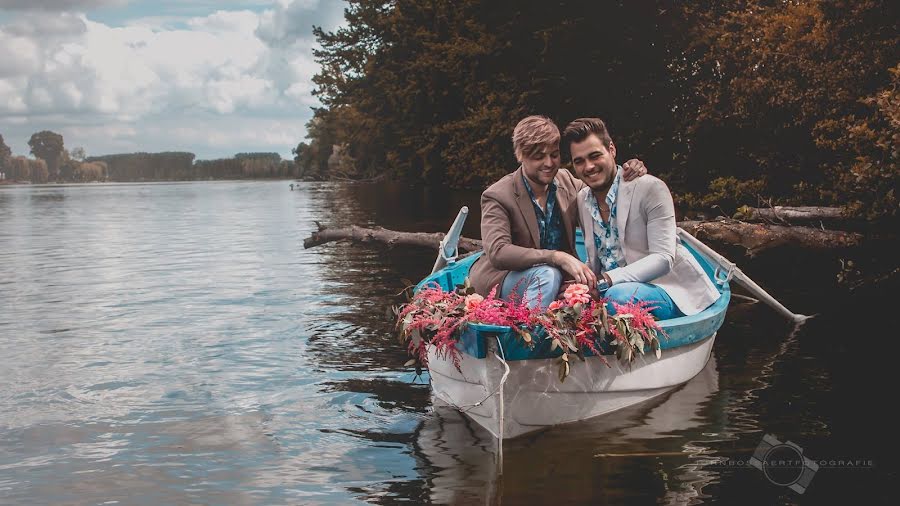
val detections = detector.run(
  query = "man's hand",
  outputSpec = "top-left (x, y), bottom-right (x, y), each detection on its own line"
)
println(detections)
top-left (551, 251), bottom-right (597, 288)
top-left (622, 158), bottom-right (647, 182)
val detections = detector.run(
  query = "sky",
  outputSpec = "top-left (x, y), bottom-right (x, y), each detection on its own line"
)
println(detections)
top-left (0, 0), bottom-right (346, 160)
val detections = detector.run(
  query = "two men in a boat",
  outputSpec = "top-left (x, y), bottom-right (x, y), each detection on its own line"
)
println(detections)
top-left (469, 115), bottom-right (717, 319)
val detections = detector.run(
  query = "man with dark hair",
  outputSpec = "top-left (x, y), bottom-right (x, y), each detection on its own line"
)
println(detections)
top-left (469, 115), bottom-right (647, 309)
top-left (563, 117), bottom-right (719, 318)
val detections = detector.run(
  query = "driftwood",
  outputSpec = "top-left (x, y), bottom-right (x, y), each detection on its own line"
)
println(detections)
top-left (734, 205), bottom-right (844, 224)
top-left (304, 218), bottom-right (862, 256)
top-left (304, 222), bottom-right (483, 251)
top-left (679, 219), bottom-right (862, 256)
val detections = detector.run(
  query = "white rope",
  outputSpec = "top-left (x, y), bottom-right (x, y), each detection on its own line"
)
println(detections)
top-left (456, 341), bottom-right (510, 414)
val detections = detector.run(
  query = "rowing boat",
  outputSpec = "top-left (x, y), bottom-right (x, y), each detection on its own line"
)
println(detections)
top-left (415, 229), bottom-right (730, 439)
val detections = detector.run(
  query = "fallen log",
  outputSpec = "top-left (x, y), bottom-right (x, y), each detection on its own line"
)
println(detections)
top-left (304, 222), bottom-right (483, 252)
top-left (304, 218), bottom-right (862, 256)
top-left (679, 219), bottom-right (862, 256)
top-left (734, 205), bottom-right (844, 223)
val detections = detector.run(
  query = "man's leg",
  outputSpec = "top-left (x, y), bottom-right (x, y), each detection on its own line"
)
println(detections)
top-left (500, 265), bottom-right (563, 310)
top-left (604, 282), bottom-right (684, 320)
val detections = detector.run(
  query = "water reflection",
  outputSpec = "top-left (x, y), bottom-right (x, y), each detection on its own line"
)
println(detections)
top-left (412, 357), bottom-right (722, 504)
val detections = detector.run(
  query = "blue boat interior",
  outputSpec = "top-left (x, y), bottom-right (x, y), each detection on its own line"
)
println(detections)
top-left (415, 229), bottom-right (731, 360)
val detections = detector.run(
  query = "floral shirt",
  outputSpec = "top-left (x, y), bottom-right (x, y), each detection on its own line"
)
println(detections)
top-left (522, 174), bottom-right (564, 251)
top-left (586, 167), bottom-right (627, 273)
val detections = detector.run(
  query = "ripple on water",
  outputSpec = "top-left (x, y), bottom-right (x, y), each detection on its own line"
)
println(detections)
top-left (0, 181), bottom-right (889, 504)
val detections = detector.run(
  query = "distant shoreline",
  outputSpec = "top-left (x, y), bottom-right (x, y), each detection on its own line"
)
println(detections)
top-left (0, 177), bottom-right (300, 186)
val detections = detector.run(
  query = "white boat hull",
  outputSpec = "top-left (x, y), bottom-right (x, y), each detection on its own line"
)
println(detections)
top-left (427, 332), bottom-right (717, 439)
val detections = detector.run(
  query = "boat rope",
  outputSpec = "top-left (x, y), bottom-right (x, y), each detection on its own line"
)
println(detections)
top-left (453, 337), bottom-right (510, 415)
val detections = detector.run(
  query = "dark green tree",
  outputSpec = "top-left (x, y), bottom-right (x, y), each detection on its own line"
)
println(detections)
top-left (0, 134), bottom-right (11, 176)
top-left (28, 130), bottom-right (65, 181)
top-left (674, 0), bottom-right (899, 215)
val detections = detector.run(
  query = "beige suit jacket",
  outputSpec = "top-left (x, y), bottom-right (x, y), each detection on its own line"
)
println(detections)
top-left (577, 172), bottom-right (720, 315)
top-left (470, 167), bottom-right (583, 296)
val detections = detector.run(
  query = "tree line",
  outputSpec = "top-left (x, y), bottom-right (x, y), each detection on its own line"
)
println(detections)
top-left (296, 0), bottom-right (898, 219)
top-left (0, 131), bottom-right (298, 183)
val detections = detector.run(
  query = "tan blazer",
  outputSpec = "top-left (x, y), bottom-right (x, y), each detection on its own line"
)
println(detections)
top-left (576, 172), bottom-right (720, 315)
top-left (470, 167), bottom-right (584, 296)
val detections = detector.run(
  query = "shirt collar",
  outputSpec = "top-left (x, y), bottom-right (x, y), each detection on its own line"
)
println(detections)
top-left (521, 173), bottom-right (558, 202)
top-left (584, 165), bottom-right (623, 215)
top-left (605, 165), bottom-right (623, 208)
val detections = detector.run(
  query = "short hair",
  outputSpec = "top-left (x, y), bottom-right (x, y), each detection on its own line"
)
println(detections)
top-left (562, 118), bottom-right (613, 151)
top-left (512, 115), bottom-right (560, 161)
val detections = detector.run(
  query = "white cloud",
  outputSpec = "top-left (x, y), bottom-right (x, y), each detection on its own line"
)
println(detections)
top-left (0, 0), bottom-right (126, 10)
top-left (0, 0), bottom-right (346, 159)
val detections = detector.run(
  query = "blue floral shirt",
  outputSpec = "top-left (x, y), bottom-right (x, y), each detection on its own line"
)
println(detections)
top-left (522, 174), bottom-right (564, 251)
top-left (586, 167), bottom-right (627, 272)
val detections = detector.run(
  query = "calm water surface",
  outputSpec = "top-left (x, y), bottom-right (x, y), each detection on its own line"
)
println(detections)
top-left (0, 181), bottom-right (893, 505)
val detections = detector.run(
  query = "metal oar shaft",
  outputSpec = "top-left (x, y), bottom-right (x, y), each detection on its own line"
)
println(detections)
top-left (431, 206), bottom-right (469, 274)
top-left (677, 228), bottom-right (810, 323)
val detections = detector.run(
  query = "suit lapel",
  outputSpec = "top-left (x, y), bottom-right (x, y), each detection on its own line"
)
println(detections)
top-left (556, 181), bottom-right (576, 253)
top-left (616, 175), bottom-right (637, 242)
top-left (513, 166), bottom-right (542, 248)
top-left (577, 187), bottom-right (599, 272)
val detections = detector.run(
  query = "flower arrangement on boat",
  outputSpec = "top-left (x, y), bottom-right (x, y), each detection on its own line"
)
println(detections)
top-left (396, 281), bottom-right (665, 381)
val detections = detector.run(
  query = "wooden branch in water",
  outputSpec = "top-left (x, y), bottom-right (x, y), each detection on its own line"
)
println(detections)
top-left (679, 218), bottom-right (863, 256)
top-left (735, 205), bottom-right (844, 223)
top-left (303, 224), bottom-right (483, 252)
top-left (304, 219), bottom-right (862, 256)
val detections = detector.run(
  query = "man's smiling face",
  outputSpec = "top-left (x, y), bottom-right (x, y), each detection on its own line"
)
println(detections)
top-left (520, 142), bottom-right (561, 187)
top-left (570, 134), bottom-right (617, 192)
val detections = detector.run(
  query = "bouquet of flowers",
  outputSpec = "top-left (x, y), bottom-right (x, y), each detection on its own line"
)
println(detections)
top-left (396, 281), bottom-right (665, 382)
top-left (395, 279), bottom-right (534, 371)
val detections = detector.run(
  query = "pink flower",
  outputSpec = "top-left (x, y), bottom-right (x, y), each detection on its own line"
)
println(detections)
top-left (563, 283), bottom-right (591, 305)
top-left (547, 299), bottom-right (564, 311)
top-left (464, 293), bottom-right (484, 312)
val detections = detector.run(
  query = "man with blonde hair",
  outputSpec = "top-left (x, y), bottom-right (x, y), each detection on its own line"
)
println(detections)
top-left (470, 115), bottom-right (647, 309)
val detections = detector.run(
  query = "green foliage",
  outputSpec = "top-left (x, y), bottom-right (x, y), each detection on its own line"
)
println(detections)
top-left (72, 161), bottom-right (106, 182)
top-left (305, 0), bottom-right (899, 218)
top-left (0, 134), bottom-right (11, 173)
top-left (28, 130), bottom-right (65, 180)
top-left (234, 152), bottom-right (281, 162)
top-left (675, 0), bottom-right (899, 218)
top-left (679, 176), bottom-right (769, 215)
top-left (7, 156), bottom-right (48, 183)
top-left (830, 64), bottom-right (900, 219)
top-left (87, 152), bottom-right (196, 181)
top-left (69, 147), bottom-right (86, 162)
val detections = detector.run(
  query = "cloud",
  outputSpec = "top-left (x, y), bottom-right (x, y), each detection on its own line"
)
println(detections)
top-left (0, 0), bottom-right (126, 10)
top-left (0, 0), bottom-right (347, 159)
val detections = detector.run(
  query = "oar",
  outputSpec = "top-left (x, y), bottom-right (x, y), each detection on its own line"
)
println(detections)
top-left (677, 228), bottom-right (811, 324)
top-left (431, 206), bottom-right (469, 274)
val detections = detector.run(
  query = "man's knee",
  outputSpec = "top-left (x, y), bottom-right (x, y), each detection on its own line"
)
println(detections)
top-left (605, 282), bottom-right (643, 305)
top-left (523, 265), bottom-right (562, 308)
top-left (531, 265), bottom-right (563, 290)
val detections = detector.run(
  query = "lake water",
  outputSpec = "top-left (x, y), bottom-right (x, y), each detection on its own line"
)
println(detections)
top-left (0, 180), bottom-right (892, 504)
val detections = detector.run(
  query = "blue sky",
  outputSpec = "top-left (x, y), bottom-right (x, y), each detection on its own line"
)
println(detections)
top-left (0, 0), bottom-right (346, 160)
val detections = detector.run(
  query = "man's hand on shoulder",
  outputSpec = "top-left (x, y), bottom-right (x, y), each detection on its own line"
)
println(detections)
top-left (621, 159), bottom-right (648, 182)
